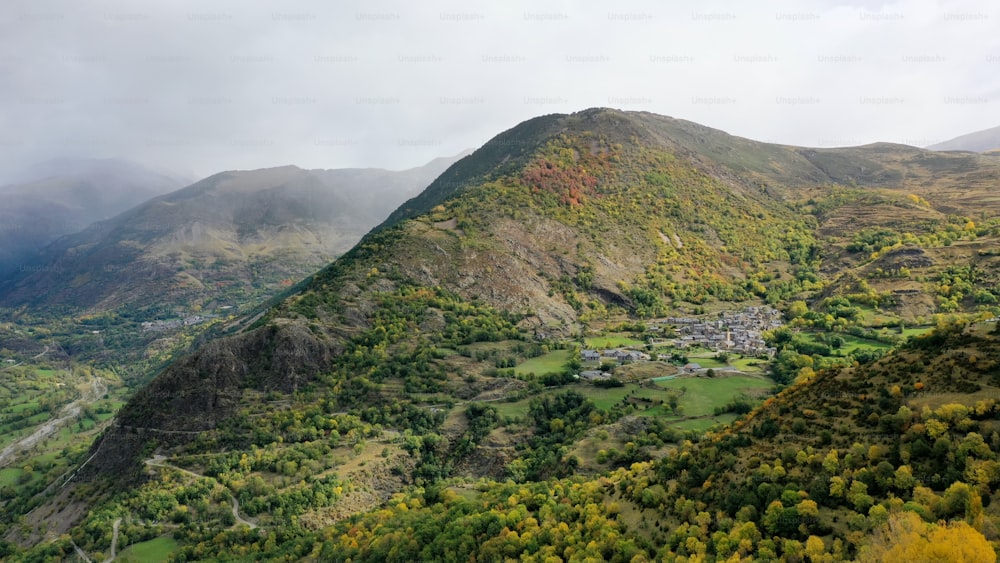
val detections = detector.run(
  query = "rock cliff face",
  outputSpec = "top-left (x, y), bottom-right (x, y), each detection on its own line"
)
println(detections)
top-left (84, 320), bottom-right (344, 479)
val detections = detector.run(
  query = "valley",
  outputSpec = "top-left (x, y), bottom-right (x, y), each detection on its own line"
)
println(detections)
top-left (2, 109), bottom-right (1000, 561)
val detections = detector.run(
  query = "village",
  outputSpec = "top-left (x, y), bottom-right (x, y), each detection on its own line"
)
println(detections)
top-left (577, 306), bottom-right (783, 381)
top-left (657, 305), bottom-right (782, 357)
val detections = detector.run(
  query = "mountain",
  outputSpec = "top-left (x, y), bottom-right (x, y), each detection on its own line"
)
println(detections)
top-left (9, 109), bottom-right (1000, 559)
top-left (0, 154), bottom-right (467, 318)
top-left (927, 124), bottom-right (1000, 152)
top-left (0, 158), bottom-right (192, 278)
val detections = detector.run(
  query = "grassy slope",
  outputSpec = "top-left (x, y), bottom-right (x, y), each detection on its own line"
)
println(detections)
top-left (117, 535), bottom-right (179, 562)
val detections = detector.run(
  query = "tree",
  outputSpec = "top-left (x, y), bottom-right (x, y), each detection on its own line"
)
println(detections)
top-left (788, 300), bottom-right (809, 319)
top-left (805, 535), bottom-right (828, 563)
top-left (848, 480), bottom-right (874, 512)
top-left (860, 511), bottom-right (995, 563)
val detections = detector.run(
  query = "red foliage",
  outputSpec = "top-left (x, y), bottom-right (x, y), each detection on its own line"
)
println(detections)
top-left (520, 158), bottom-right (599, 207)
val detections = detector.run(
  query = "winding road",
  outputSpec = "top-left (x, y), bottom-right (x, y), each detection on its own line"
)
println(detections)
top-left (145, 455), bottom-right (258, 530)
top-left (69, 516), bottom-right (120, 563)
top-left (102, 518), bottom-right (122, 563)
top-left (232, 496), bottom-right (257, 529)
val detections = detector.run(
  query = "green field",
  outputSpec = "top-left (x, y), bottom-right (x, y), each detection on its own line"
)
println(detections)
top-left (118, 535), bottom-right (179, 562)
top-left (654, 375), bottom-right (774, 417)
top-left (0, 467), bottom-right (24, 487)
top-left (684, 356), bottom-right (727, 369)
top-left (584, 334), bottom-right (646, 349)
top-left (491, 397), bottom-right (534, 420)
top-left (8, 400), bottom-right (40, 414)
top-left (578, 385), bottom-right (672, 410)
top-left (798, 331), bottom-right (895, 356)
top-left (515, 350), bottom-right (572, 376)
top-left (835, 334), bottom-right (893, 354)
top-left (729, 358), bottom-right (765, 373)
top-left (671, 413), bottom-right (739, 432)
top-left (494, 374), bottom-right (774, 433)
top-left (492, 383), bottom-right (674, 419)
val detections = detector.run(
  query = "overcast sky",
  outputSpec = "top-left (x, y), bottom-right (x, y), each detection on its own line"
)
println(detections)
top-left (2, 0), bottom-right (998, 179)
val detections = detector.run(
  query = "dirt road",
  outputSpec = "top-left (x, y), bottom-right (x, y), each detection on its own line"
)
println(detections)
top-left (145, 455), bottom-right (258, 529)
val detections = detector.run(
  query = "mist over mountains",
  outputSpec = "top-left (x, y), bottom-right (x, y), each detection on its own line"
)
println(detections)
top-left (0, 153), bottom-right (468, 316)
top-left (0, 158), bottom-right (192, 277)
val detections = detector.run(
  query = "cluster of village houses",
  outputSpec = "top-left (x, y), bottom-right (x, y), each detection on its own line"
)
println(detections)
top-left (655, 306), bottom-right (782, 356)
top-left (577, 306), bottom-right (783, 381)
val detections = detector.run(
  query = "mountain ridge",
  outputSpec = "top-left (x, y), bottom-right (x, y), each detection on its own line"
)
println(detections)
top-left (10, 108), bottom-right (1000, 560)
top-left (928, 124), bottom-right (1000, 152)
top-left (0, 154), bottom-right (467, 317)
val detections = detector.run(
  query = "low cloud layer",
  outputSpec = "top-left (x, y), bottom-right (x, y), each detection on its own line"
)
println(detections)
top-left (2, 0), bottom-right (997, 177)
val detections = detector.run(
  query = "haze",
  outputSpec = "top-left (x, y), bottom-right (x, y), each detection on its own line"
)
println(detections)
top-left (2, 0), bottom-right (997, 178)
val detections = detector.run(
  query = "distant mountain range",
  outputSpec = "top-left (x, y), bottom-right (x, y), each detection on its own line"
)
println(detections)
top-left (0, 154), bottom-right (467, 316)
top-left (927, 124), bottom-right (1000, 152)
top-left (0, 158), bottom-right (193, 277)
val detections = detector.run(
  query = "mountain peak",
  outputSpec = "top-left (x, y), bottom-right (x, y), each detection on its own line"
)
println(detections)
top-left (927, 124), bottom-right (1000, 152)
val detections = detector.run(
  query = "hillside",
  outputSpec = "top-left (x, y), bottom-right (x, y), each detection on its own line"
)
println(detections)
top-left (7, 109), bottom-right (1000, 560)
top-left (928, 124), bottom-right (1000, 153)
top-left (289, 319), bottom-right (1000, 562)
top-left (0, 155), bottom-right (465, 318)
top-left (0, 158), bottom-right (191, 278)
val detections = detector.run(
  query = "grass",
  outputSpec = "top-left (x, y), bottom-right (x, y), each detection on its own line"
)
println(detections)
top-left (491, 398), bottom-right (533, 420)
top-left (584, 334), bottom-right (646, 349)
top-left (7, 400), bottom-right (40, 414)
top-left (118, 535), bottom-right (179, 562)
top-left (462, 340), bottom-right (521, 353)
top-left (579, 386), bottom-right (663, 410)
top-left (799, 331), bottom-right (894, 356)
top-left (901, 326), bottom-right (934, 338)
top-left (730, 358), bottom-right (766, 373)
top-left (654, 375), bottom-right (774, 417)
top-left (493, 375), bottom-right (774, 432)
top-left (683, 356), bottom-right (727, 369)
top-left (838, 334), bottom-right (893, 354)
top-left (0, 468), bottom-right (23, 487)
top-left (0, 432), bottom-right (23, 450)
top-left (671, 413), bottom-right (739, 432)
top-left (515, 350), bottom-right (572, 376)
top-left (615, 363), bottom-right (678, 381)
top-left (491, 384), bottom-right (670, 419)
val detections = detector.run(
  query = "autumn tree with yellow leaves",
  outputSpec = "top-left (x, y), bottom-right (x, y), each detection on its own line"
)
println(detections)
top-left (859, 511), bottom-right (995, 563)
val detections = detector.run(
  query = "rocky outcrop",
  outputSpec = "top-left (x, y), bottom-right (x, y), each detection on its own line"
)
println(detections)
top-left (80, 320), bottom-right (342, 480)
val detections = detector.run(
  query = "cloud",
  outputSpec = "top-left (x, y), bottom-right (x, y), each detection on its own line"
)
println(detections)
top-left (1, 0), bottom-right (998, 177)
